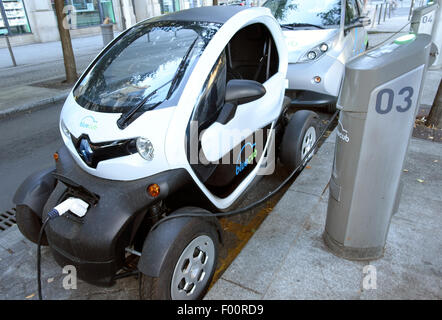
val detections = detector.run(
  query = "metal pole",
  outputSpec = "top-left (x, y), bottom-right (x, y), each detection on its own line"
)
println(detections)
top-left (409, 0), bottom-right (415, 20)
top-left (4, 35), bottom-right (17, 67)
top-left (389, 3), bottom-right (391, 18)
top-left (378, 3), bottom-right (383, 24)
top-left (384, 3), bottom-right (388, 21)
top-left (372, 4), bottom-right (378, 27)
top-left (118, 0), bottom-right (127, 30)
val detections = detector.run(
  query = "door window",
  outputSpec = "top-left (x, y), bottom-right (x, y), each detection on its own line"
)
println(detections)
top-left (192, 52), bottom-right (227, 130)
top-left (191, 23), bottom-right (279, 130)
top-left (226, 23), bottom-right (279, 84)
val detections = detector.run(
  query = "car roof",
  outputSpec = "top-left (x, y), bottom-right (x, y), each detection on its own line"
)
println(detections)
top-left (155, 6), bottom-right (249, 24)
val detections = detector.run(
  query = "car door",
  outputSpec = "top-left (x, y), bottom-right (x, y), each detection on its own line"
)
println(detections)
top-left (186, 23), bottom-right (284, 198)
top-left (342, 0), bottom-right (366, 60)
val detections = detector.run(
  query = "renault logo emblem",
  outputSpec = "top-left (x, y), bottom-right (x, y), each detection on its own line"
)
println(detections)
top-left (79, 138), bottom-right (93, 164)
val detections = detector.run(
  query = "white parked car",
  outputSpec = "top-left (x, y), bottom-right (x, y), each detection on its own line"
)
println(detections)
top-left (13, 6), bottom-right (320, 300)
top-left (263, 0), bottom-right (369, 111)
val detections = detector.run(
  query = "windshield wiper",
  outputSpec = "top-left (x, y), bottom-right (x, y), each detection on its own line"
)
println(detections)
top-left (117, 37), bottom-right (200, 129)
top-left (166, 36), bottom-right (199, 100)
top-left (281, 23), bottom-right (324, 30)
top-left (117, 79), bottom-right (172, 129)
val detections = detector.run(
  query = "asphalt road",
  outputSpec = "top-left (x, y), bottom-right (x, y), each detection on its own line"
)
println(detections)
top-left (0, 103), bottom-right (63, 214)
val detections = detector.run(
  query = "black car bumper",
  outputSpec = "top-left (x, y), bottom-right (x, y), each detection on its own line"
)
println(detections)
top-left (43, 146), bottom-right (190, 286)
top-left (286, 89), bottom-right (337, 107)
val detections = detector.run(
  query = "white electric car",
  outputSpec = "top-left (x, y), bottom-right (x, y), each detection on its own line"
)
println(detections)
top-left (13, 6), bottom-right (320, 300)
top-left (263, 0), bottom-right (369, 111)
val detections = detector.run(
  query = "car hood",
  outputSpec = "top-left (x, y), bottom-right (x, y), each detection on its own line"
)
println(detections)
top-left (283, 29), bottom-right (339, 63)
top-left (59, 93), bottom-right (176, 180)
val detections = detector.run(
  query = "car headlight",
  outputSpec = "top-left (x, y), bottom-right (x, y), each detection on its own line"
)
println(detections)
top-left (298, 41), bottom-right (332, 63)
top-left (60, 120), bottom-right (70, 138)
top-left (136, 137), bottom-right (154, 161)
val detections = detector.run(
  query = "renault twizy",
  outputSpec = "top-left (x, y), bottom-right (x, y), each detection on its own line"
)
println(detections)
top-left (13, 6), bottom-right (318, 300)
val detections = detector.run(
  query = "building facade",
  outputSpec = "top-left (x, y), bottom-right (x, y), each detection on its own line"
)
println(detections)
top-left (0, 0), bottom-right (213, 48)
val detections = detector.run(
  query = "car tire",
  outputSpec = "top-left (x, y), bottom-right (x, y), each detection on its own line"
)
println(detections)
top-left (280, 110), bottom-right (319, 172)
top-left (15, 205), bottom-right (48, 245)
top-left (140, 215), bottom-right (219, 300)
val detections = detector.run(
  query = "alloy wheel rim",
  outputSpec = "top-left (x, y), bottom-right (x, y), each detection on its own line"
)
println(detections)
top-left (171, 235), bottom-right (215, 300)
top-left (301, 126), bottom-right (316, 163)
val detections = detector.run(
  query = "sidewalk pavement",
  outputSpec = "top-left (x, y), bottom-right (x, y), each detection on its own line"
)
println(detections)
top-left (365, 1), bottom-right (413, 34)
top-left (204, 129), bottom-right (442, 300)
top-left (204, 60), bottom-right (442, 299)
top-left (0, 34), bottom-right (114, 119)
top-left (0, 34), bottom-right (107, 69)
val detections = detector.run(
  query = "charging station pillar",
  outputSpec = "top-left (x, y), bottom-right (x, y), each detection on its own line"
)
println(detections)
top-left (323, 34), bottom-right (432, 260)
top-left (410, 2), bottom-right (438, 35)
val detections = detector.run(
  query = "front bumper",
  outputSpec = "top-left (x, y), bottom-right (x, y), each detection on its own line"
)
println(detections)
top-left (43, 146), bottom-right (190, 286)
top-left (286, 54), bottom-right (344, 98)
top-left (288, 90), bottom-right (337, 108)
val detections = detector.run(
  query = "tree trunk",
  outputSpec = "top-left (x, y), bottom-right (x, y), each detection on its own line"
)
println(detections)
top-left (54, 0), bottom-right (78, 84)
top-left (213, 0), bottom-right (218, 5)
top-left (427, 79), bottom-right (442, 129)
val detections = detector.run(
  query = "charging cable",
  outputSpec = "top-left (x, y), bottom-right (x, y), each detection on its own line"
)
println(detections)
top-left (37, 197), bottom-right (89, 300)
top-left (35, 111), bottom-right (338, 299)
top-left (150, 110), bottom-right (339, 231)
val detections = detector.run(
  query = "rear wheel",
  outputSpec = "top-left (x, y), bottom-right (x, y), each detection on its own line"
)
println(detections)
top-left (280, 110), bottom-right (319, 172)
top-left (140, 215), bottom-right (219, 300)
top-left (301, 126), bottom-right (317, 163)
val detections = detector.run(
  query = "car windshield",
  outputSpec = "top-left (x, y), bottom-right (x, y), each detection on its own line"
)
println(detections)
top-left (73, 20), bottom-right (221, 113)
top-left (263, 0), bottom-right (342, 28)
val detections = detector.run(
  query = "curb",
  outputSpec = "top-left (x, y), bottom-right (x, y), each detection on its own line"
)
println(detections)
top-left (0, 91), bottom-right (69, 120)
top-left (367, 29), bottom-right (409, 34)
top-left (204, 129), bottom-right (337, 300)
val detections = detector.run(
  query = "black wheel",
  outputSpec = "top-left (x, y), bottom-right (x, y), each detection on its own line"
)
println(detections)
top-left (280, 110), bottom-right (319, 172)
top-left (15, 205), bottom-right (48, 245)
top-left (140, 212), bottom-right (219, 300)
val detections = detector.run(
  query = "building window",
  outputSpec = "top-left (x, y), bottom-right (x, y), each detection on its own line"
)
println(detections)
top-left (160, 0), bottom-right (180, 14)
top-left (51, 0), bottom-right (116, 29)
top-left (0, 0), bottom-right (32, 36)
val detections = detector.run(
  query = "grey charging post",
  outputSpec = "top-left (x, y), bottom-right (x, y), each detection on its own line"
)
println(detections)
top-left (410, 1), bottom-right (438, 35)
top-left (323, 34), bottom-right (433, 260)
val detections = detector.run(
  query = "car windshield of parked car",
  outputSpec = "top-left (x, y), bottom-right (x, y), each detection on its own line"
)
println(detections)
top-left (74, 21), bottom-right (221, 113)
top-left (263, 0), bottom-right (342, 28)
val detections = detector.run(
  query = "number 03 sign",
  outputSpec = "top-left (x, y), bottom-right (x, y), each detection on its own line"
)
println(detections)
top-left (369, 65), bottom-right (425, 120)
top-left (362, 65), bottom-right (425, 171)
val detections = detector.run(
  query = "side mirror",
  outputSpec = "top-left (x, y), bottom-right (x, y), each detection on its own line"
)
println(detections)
top-left (225, 79), bottom-right (266, 105)
top-left (358, 16), bottom-right (371, 27)
top-left (216, 80), bottom-right (266, 125)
